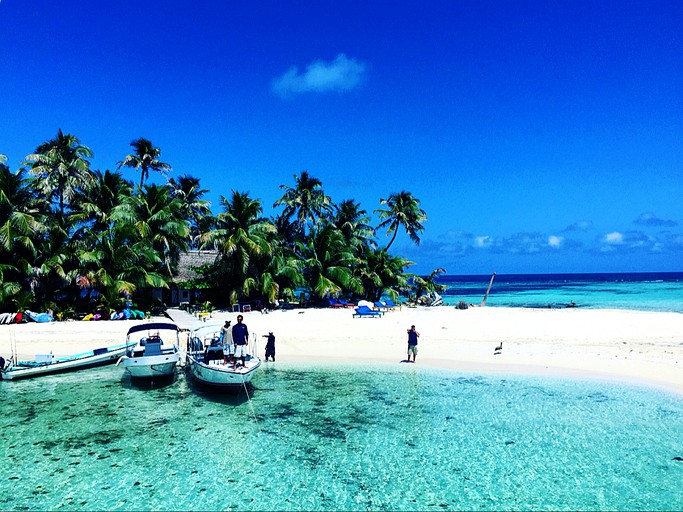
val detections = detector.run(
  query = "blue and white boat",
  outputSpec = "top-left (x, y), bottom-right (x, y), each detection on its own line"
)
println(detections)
top-left (117, 322), bottom-right (181, 379)
top-left (0, 343), bottom-right (133, 381)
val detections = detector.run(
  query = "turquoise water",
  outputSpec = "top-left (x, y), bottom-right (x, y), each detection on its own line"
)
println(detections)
top-left (438, 272), bottom-right (683, 312)
top-left (2, 363), bottom-right (682, 511)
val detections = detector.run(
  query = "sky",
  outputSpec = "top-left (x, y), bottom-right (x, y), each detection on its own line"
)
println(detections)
top-left (1, 0), bottom-right (681, 275)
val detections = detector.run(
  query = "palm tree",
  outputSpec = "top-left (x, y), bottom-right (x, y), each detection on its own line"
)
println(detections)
top-left (375, 191), bottom-right (428, 251)
top-left (71, 169), bottom-right (133, 233)
top-left (0, 163), bottom-right (47, 309)
top-left (356, 247), bottom-right (413, 302)
top-left (117, 138), bottom-right (171, 188)
top-left (201, 191), bottom-right (276, 304)
top-left (168, 174), bottom-right (212, 248)
top-left (299, 224), bottom-right (363, 300)
top-left (0, 163), bottom-right (44, 256)
top-left (113, 184), bottom-right (189, 277)
top-left (23, 129), bottom-right (95, 217)
top-left (333, 199), bottom-right (376, 251)
top-left (26, 216), bottom-right (74, 308)
top-left (72, 220), bottom-right (168, 300)
top-left (274, 171), bottom-right (332, 236)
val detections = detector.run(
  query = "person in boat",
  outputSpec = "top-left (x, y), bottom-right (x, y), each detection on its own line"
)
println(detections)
top-left (407, 325), bottom-right (420, 363)
top-left (232, 315), bottom-right (249, 370)
top-left (221, 320), bottom-right (233, 365)
top-left (263, 332), bottom-right (275, 362)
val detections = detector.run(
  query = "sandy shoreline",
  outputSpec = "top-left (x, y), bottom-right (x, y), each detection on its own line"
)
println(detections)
top-left (1, 306), bottom-right (682, 395)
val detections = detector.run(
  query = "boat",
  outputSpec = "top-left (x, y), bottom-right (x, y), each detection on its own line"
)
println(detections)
top-left (185, 323), bottom-right (261, 389)
top-left (117, 322), bottom-right (181, 379)
top-left (0, 342), bottom-right (134, 381)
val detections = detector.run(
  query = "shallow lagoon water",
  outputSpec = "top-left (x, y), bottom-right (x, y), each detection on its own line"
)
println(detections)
top-left (1, 363), bottom-right (682, 511)
top-left (438, 272), bottom-right (683, 312)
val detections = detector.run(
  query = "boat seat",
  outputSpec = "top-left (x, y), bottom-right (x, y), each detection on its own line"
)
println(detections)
top-left (144, 343), bottom-right (163, 356)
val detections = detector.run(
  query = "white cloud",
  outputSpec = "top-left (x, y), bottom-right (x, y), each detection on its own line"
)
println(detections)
top-left (548, 235), bottom-right (563, 248)
top-left (474, 235), bottom-right (491, 248)
top-left (604, 232), bottom-right (624, 244)
top-left (271, 53), bottom-right (367, 98)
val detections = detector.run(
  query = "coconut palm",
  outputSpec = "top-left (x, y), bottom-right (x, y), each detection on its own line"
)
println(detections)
top-left (0, 163), bottom-right (44, 256)
top-left (0, 163), bottom-right (46, 308)
top-left (299, 224), bottom-right (363, 300)
top-left (168, 174), bottom-right (212, 247)
top-left (73, 220), bottom-right (168, 299)
top-left (274, 171), bottom-right (332, 236)
top-left (333, 199), bottom-right (376, 251)
top-left (117, 137), bottom-right (171, 188)
top-left (356, 247), bottom-right (413, 302)
top-left (113, 184), bottom-right (189, 277)
top-left (375, 191), bottom-right (428, 251)
top-left (23, 129), bottom-right (95, 217)
top-left (71, 170), bottom-right (133, 233)
top-left (26, 216), bottom-right (74, 308)
top-left (201, 190), bottom-right (276, 304)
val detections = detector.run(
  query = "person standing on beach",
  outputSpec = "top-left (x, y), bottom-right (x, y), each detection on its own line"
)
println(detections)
top-left (232, 315), bottom-right (249, 370)
top-left (407, 325), bottom-right (420, 363)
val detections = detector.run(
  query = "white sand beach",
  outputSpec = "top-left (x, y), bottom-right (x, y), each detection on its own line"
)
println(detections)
top-left (2, 306), bottom-right (682, 395)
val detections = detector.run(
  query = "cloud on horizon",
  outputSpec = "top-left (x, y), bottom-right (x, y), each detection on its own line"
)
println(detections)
top-left (633, 212), bottom-right (678, 228)
top-left (407, 225), bottom-right (683, 268)
top-left (271, 53), bottom-right (367, 98)
top-left (562, 220), bottom-right (593, 232)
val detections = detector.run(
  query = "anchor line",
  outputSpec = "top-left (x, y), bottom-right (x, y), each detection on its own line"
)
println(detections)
top-left (242, 375), bottom-right (261, 435)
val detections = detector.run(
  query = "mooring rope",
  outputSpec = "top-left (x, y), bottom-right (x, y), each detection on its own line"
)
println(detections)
top-left (242, 374), bottom-right (262, 435)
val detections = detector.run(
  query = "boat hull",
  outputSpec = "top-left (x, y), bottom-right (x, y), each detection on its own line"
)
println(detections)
top-left (1, 345), bottom-right (132, 381)
top-left (121, 352), bottom-right (180, 378)
top-left (185, 354), bottom-right (261, 389)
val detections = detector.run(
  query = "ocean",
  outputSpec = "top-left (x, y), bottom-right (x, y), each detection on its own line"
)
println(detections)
top-left (1, 364), bottom-right (682, 511)
top-left (437, 271), bottom-right (683, 313)
top-left (1, 272), bottom-right (682, 511)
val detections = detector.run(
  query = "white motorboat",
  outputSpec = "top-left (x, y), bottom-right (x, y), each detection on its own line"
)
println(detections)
top-left (0, 343), bottom-right (134, 381)
top-left (117, 322), bottom-right (181, 379)
top-left (185, 323), bottom-right (261, 389)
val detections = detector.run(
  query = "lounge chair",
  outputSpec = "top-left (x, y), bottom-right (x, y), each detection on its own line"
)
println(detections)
top-left (382, 299), bottom-right (400, 310)
top-left (328, 298), bottom-right (344, 308)
top-left (338, 298), bottom-right (355, 308)
top-left (374, 301), bottom-right (391, 312)
top-left (353, 305), bottom-right (383, 318)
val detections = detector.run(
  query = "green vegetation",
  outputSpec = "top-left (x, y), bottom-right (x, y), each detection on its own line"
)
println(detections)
top-left (0, 131), bottom-right (441, 316)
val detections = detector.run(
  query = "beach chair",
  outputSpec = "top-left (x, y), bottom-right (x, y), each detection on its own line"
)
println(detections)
top-left (328, 298), bottom-right (343, 308)
top-left (352, 305), bottom-right (383, 318)
top-left (374, 301), bottom-right (391, 312)
top-left (338, 298), bottom-right (355, 308)
top-left (382, 299), bottom-right (399, 310)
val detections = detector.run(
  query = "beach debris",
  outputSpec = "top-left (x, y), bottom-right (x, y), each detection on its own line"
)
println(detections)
top-left (456, 301), bottom-right (469, 310)
top-left (418, 291), bottom-right (443, 306)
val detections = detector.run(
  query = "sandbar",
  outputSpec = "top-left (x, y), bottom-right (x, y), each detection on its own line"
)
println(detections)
top-left (1, 306), bottom-right (682, 395)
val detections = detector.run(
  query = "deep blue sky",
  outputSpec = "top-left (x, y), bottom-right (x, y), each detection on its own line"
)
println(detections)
top-left (1, 0), bottom-right (681, 274)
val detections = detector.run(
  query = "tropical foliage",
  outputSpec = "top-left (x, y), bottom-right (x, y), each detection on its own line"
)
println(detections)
top-left (0, 131), bottom-right (441, 315)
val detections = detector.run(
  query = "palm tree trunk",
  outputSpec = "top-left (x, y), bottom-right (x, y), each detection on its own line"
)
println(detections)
top-left (384, 224), bottom-right (398, 251)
